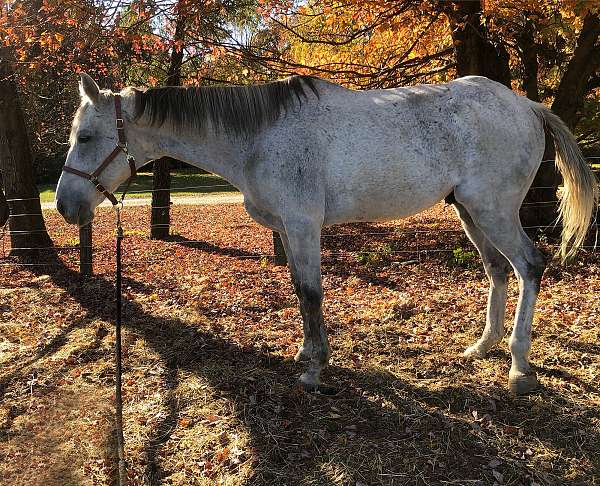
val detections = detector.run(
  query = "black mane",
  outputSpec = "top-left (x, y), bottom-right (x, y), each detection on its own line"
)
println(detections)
top-left (132, 76), bottom-right (319, 136)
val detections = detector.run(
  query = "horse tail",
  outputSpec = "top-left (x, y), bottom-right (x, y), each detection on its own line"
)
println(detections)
top-left (530, 102), bottom-right (598, 262)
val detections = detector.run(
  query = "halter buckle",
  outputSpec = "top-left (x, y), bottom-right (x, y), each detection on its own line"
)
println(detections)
top-left (115, 118), bottom-right (124, 129)
top-left (90, 176), bottom-right (106, 193)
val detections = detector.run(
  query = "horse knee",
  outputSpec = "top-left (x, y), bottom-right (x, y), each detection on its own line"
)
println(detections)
top-left (300, 284), bottom-right (323, 312)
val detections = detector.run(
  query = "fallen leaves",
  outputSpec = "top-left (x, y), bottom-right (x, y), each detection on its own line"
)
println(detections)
top-left (1, 202), bottom-right (599, 485)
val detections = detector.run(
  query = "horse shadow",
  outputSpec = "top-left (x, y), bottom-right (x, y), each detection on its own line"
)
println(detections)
top-left (5, 251), bottom-right (598, 485)
top-left (165, 234), bottom-right (263, 260)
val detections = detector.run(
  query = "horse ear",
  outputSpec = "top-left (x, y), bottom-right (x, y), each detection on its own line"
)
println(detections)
top-left (79, 73), bottom-right (100, 104)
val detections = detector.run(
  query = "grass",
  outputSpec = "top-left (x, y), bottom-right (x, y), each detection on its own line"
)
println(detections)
top-left (38, 170), bottom-right (237, 203)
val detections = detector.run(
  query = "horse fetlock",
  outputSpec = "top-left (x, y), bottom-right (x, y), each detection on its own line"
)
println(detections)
top-left (464, 332), bottom-right (503, 358)
top-left (295, 342), bottom-right (330, 365)
top-left (294, 343), bottom-right (312, 362)
top-left (508, 335), bottom-right (531, 361)
top-left (463, 342), bottom-right (489, 358)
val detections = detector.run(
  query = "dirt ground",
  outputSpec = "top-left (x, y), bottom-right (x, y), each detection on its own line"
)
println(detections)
top-left (1, 203), bottom-right (599, 485)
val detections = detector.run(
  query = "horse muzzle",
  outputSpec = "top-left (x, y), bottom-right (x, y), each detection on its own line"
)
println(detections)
top-left (56, 197), bottom-right (95, 226)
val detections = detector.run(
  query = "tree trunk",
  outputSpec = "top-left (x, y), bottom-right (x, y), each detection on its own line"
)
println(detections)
top-left (517, 16), bottom-right (539, 102)
top-left (0, 46), bottom-right (52, 257)
top-left (517, 14), bottom-right (556, 231)
top-left (446, 0), bottom-right (511, 88)
top-left (552, 13), bottom-right (600, 130)
top-left (150, 5), bottom-right (187, 239)
top-left (272, 231), bottom-right (287, 266)
top-left (79, 223), bottom-right (93, 276)
top-left (521, 12), bottom-right (600, 232)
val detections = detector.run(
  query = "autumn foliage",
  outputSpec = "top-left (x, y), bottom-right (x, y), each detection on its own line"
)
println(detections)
top-left (2, 0), bottom-right (600, 162)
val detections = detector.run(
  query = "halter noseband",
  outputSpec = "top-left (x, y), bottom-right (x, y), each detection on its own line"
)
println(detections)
top-left (63, 95), bottom-right (137, 206)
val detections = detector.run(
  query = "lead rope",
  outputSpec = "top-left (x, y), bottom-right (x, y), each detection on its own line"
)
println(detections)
top-left (114, 203), bottom-right (127, 485)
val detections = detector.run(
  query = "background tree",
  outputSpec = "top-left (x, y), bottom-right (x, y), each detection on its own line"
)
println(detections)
top-left (253, 0), bottom-right (599, 235)
top-left (0, 44), bottom-right (52, 256)
top-left (150, 1), bottom-right (188, 240)
top-left (1, 0), bottom-right (598, 253)
top-left (482, 3), bottom-right (600, 230)
top-left (445, 0), bottom-right (511, 87)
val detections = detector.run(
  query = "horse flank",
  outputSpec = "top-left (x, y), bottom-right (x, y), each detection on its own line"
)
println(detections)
top-left (132, 76), bottom-right (320, 136)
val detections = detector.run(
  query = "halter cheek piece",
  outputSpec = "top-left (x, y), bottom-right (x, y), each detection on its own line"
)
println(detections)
top-left (62, 95), bottom-right (137, 206)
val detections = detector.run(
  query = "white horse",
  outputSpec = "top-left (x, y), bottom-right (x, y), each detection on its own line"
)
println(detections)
top-left (56, 73), bottom-right (597, 394)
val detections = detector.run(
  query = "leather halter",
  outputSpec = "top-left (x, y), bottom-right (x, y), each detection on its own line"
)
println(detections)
top-left (63, 95), bottom-right (137, 206)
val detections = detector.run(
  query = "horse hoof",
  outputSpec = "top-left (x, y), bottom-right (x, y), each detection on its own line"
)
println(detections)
top-left (463, 344), bottom-right (487, 359)
top-left (297, 380), bottom-right (338, 396)
top-left (508, 371), bottom-right (539, 395)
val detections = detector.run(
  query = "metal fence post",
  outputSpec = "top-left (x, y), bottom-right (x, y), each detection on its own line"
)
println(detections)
top-left (79, 222), bottom-right (93, 276)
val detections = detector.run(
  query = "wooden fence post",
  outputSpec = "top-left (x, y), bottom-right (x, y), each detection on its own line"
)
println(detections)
top-left (79, 222), bottom-right (92, 276)
top-left (150, 158), bottom-right (171, 239)
top-left (272, 231), bottom-right (287, 266)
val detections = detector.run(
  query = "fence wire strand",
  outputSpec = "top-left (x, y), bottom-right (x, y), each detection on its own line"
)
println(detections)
top-left (2, 158), bottom-right (599, 269)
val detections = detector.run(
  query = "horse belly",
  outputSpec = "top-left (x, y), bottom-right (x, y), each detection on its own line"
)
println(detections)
top-left (323, 163), bottom-right (455, 225)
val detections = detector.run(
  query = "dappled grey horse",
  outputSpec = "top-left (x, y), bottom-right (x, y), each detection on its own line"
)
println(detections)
top-left (56, 73), bottom-right (597, 394)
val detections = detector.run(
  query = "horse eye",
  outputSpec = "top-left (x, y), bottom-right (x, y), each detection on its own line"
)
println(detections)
top-left (78, 135), bottom-right (91, 144)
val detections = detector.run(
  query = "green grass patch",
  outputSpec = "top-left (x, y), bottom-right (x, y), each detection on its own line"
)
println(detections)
top-left (38, 170), bottom-right (237, 203)
top-left (451, 246), bottom-right (479, 269)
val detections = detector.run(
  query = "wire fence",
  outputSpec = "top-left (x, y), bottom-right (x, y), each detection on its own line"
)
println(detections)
top-left (1, 158), bottom-right (599, 273)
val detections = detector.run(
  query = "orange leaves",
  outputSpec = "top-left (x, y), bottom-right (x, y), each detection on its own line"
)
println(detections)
top-left (213, 446), bottom-right (230, 464)
top-left (38, 31), bottom-right (63, 51)
top-left (204, 414), bottom-right (224, 424)
top-left (276, 0), bottom-right (454, 88)
top-left (178, 417), bottom-right (192, 428)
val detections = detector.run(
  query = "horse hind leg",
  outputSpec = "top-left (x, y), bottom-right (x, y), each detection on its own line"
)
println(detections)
top-left (456, 197), bottom-right (546, 394)
top-left (453, 201), bottom-right (511, 358)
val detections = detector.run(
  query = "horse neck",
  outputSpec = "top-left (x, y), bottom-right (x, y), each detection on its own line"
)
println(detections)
top-left (138, 123), bottom-right (252, 192)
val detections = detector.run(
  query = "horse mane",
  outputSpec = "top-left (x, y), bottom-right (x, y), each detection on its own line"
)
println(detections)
top-left (132, 76), bottom-right (320, 136)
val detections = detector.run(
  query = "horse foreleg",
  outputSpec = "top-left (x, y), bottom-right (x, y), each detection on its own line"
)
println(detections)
top-left (281, 219), bottom-right (330, 390)
top-left (279, 233), bottom-right (314, 362)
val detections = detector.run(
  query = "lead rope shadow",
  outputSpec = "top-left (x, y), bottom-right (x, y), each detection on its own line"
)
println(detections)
top-left (143, 356), bottom-right (179, 485)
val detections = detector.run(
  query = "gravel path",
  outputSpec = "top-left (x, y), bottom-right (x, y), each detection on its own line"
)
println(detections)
top-left (41, 193), bottom-right (244, 210)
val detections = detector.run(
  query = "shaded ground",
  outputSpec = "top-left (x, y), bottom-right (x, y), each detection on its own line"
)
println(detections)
top-left (0, 203), bottom-right (599, 485)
